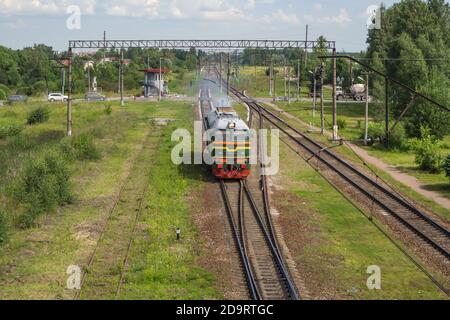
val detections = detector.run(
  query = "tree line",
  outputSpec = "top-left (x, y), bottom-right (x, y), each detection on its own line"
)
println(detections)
top-left (0, 45), bottom-right (201, 99)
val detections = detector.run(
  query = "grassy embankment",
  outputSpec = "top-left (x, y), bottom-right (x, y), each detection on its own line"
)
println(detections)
top-left (277, 139), bottom-right (448, 299)
top-left (273, 100), bottom-right (450, 211)
top-left (0, 98), bottom-right (220, 299)
top-left (232, 65), bottom-right (333, 99)
top-left (233, 100), bottom-right (448, 299)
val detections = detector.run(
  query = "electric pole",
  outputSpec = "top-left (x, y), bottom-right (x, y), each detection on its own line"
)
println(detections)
top-left (320, 61), bottom-right (325, 135)
top-left (67, 47), bottom-right (73, 137)
top-left (269, 53), bottom-right (273, 97)
top-left (364, 73), bottom-right (370, 144)
top-left (332, 48), bottom-right (338, 141)
top-left (227, 52), bottom-right (231, 97)
top-left (120, 50), bottom-right (124, 106)
top-left (304, 24), bottom-right (309, 67)
top-left (219, 53), bottom-right (223, 94)
top-left (284, 60), bottom-right (287, 100)
top-left (297, 57), bottom-right (301, 101)
top-left (288, 65), bottom-right (291, 105)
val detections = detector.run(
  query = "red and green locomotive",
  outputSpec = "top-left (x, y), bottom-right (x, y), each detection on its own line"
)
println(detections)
top-left (206, 107), bottom-right (251, 179)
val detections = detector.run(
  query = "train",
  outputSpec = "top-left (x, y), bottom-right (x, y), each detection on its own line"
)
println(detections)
top-left (205, 101), bottom-right (251, 179)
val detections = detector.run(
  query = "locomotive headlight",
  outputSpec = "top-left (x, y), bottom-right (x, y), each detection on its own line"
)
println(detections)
top-left (228, 122), bottom-right (236, 129)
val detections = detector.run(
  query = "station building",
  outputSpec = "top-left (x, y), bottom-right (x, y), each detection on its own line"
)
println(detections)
top-left (140, 68), bottom-right (169, 97)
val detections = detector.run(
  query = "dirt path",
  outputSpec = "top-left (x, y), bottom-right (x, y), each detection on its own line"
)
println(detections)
top-left (259, 99), bottom-right (450, 211)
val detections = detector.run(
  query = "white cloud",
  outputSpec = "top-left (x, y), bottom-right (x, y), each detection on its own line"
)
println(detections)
top-left (304, 8), bottom-right (352, 26)
top-left (0, 0), bottom-right (300, 26)
top-left (0, 0), bottom-right (97, 15)
top-left (272, 9), bottom-right (300, 25)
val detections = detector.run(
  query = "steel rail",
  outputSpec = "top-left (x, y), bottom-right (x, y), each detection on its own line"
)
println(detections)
top-left (199, 85), bottom-right (261, 300)
top-left (220, 180), bottom-right (262, 300)
top-left (227, 86), bottom-right (450, 260)
top-left (243, 182), bottom-right (300, 300)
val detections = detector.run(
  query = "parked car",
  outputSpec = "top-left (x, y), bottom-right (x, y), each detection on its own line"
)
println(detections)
top-left (48, 93), bottom-right (68, 102)
top-left (85, 92), bottom-right (106, 101)
top-left (8, 95), bottom-right (28, 103)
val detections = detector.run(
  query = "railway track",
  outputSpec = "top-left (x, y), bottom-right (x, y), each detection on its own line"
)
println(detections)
top-left (225, 84), bottom-right (450, 271)
top-left (199, 81), bottom-right (299, 300)
top-left (74, 131), bottom-right (155, 300)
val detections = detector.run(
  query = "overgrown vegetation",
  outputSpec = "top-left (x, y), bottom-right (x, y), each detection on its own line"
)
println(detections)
top-left (0, 211), bottom-right (7, 244)
top-left (361, 121), bottom-right (406, 150)
top-left (27, 107), bottom-right (49, 125)
top-left (104, 104), bottom-right (112, 115)
top-left (14, 152), bottom-right (72, 227)
top-left (0, 124), bottom-right (24, 139)
top-left (60, 133), bottom-right (101, 161)
top-left (410, 126), bottom-right (442, 173)
top-left (366, 0), bottom-right (450, 138)
top-left (443, 154), bottom-right (450, 181)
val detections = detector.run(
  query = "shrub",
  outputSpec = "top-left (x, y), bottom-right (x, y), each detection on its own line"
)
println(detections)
top-left (337, 118), bottom-right (347, 130)
top-left (410, 126), bottom-right (442, 173)
top-left (0, 124), bottom-right (24, 139)
top-left (443, 154), bottom-right (450, 181)
top-left (0, 89), bottom-right (6, 101)
top-left (0, 211), bottom-right (7, 245)
top-left (16, 152), bottom-right (72, 227)
top-left (60, 133), bottom-right (101, 161)
top-left (104, 104), bottom-right (112, 115)
top-left (27, 107), bottom-right (49, 125)
top-left (0, 84), bottom-right (10, 97)
top-left (362, 121), bottom-right (406, 149)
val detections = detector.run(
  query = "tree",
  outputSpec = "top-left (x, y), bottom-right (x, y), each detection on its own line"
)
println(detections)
top-left (406, 68), bottom-right (450, 139)
top-left (365, 0), bottom-right (450, 138)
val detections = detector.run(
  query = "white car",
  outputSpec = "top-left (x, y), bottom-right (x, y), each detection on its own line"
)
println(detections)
top-left (48, 93), bottom-right (68, 102)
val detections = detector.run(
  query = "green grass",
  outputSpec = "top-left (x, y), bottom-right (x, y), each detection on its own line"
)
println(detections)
top-left (278, 141), bottom-right (448, 300)
top-left (231, 65), bottom-right (333, 99)
top-left (0, 99), bottom-right (220, 300)
top-left (120, 102), bottom-right (221, 300)
top-left (264, 99), bottom-right (450, 216)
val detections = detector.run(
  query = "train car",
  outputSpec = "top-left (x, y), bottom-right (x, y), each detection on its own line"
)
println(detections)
top-left (205, 106), bottom-right (251, 179)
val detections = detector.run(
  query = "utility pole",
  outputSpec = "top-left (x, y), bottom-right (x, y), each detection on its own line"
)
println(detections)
top-left (219, 53), bottom-right (223, 94)
top-left (288, 65), bottom-right (291, 105)
top-left (273, 59), bottom-right (277, 102)
top-left (87, 64), bottom-right (91, 93)
top-left (364, 73), bottom-right (370, 144)
top-left (254, 55), bottom-right (257, 95)
top-left (61, 67), bottom-right (65, 94)
top-left (332, 48), bottom-right (338, 141)
top-left (120, 50), bottom-right (124, 106)
top-left (304, 24), bottom-right (309, 68)
top-left (227, 52), bottom-right (231, 96)
top-left (67, 47), bottom-right (73, 137)
top-left (385, 79), bottom-right (389, 148)
top-left (297, 57), bottom-right (301, 101)
top-left (312, 68), bottom-right (317, 123)
top-left (159, 57), bottom-right (162, 101)
top-left (284, 60), bottom-right (287, 100)
top-left (269, 54), bottom-right (273, 97)
top-left (320, 61), bottom-right (325, 135)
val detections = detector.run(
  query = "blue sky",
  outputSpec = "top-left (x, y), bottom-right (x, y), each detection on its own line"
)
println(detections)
top-left (0, 0), bottom-right (402, 51)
